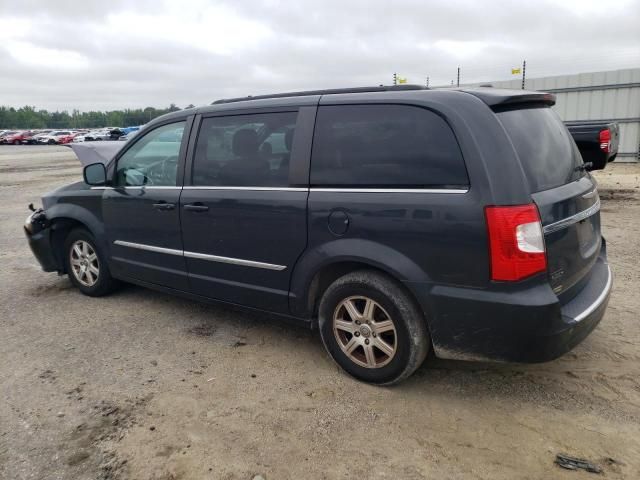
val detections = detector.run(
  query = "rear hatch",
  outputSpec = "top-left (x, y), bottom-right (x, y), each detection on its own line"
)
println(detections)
top-left (497, 106), bottom-right (601, 298)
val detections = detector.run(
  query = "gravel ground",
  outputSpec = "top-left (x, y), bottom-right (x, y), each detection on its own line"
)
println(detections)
top-left (1, 145), bottom-right (639, 480)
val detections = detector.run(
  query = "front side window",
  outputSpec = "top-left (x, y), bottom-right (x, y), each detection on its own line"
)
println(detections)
top-left (192, 112), bottom-right (298, 187)
top-left (310, 105), bottom-right (468, 188)
top-left (115, 121), bottom-right (185, 186)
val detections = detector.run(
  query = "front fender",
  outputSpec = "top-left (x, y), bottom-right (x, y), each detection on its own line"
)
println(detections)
top-left (45, 202), bottom-right (108, 254)
top-left (289, 238), bottom-right (432, 318)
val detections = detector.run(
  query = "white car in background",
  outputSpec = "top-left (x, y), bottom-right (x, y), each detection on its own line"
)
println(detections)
top-left (73, 129), bottom-right (107, 143)
top-left (29, 130), bottom-right (54, 144)
top-left (36, 131), bottom-right (74, 145)
top-left (86, 128), bottom-right (115, 141)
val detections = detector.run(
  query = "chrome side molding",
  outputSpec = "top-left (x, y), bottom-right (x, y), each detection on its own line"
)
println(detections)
top-left (113, 240), bottom-right (286, 271)
top-left (91, 186), bottom-right (182, 190)
top-left (183, 251), bottom-right (286, 270)
top-left (183, 186), bottom-right (307, 192)
top-left (310, 187), bottom-right (469, 194)
top-left (95, 186), bottom-right (469, 194)
top-left (113, 240), bottom-right (182, 256)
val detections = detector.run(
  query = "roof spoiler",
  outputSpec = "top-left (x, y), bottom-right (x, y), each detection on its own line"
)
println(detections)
top-left (461, 88), bottom-right (556, 108)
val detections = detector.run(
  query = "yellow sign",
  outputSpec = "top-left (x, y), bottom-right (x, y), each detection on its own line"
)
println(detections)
top-left (398, 77), bottom-right (408, 84)
top-left (511, 68), bottom-right (521, 75)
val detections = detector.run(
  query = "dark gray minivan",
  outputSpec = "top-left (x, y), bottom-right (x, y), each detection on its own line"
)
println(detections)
top-left (25, 85), bottom-right (612, 384)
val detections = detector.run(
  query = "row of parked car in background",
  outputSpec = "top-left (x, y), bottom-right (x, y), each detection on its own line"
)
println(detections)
top-left (0, 126), bottom-right (142, 146)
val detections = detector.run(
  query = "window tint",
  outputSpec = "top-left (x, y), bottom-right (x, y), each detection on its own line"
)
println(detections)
top-left (496, 107), bottom-right (584, 192)
top-left (192, 112), bottom-right (298, 187)
top-left (115, 122), bottom-right (185, 187)
top-left (311, 105), bottom-right (467, 188)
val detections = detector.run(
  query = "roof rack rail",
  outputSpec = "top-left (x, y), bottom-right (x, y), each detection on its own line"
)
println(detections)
top-left (212, 84), bottom-right (428, 105)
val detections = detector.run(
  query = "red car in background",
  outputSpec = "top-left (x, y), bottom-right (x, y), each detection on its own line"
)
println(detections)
top-left (1, 131), bottom-right (34, 145)
top-left (58, 132), bottom-right (84, 144)
top-left (0, 131), bottom-right (18, 143)
top-left (21, 131), bottom-right (48, 144)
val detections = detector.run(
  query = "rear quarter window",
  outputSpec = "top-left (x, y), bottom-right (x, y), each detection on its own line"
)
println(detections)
top-left (497, 107), bottom-right (585, 192)
top-left (310, 104), bottom-right (468, 188)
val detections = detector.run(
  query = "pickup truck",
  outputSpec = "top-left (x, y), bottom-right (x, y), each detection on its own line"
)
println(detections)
top-left (565, 121), bottom-right (619, 170)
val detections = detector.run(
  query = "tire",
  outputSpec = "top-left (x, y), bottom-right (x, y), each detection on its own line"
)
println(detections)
top-left (318, 270), bottom-right (430, 385)
top-left (63, 228), bottom-right (118, 297)
top-left (48, 139), bottom-right (55, 145)
top-left (13, 140), bottom-right (20, 145)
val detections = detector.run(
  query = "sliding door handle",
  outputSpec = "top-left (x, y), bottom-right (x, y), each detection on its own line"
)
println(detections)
top-left (183, 203), bottom-right (209, 212)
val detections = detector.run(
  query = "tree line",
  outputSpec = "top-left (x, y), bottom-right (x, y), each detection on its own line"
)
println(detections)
top-left (0, 104), bottom-right (195, 129)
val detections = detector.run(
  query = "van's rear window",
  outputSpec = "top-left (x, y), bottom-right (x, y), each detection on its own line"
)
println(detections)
top-left (497, 107), bottom-right (584, 192)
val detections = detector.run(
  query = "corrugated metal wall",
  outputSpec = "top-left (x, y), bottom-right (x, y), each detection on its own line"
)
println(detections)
top-left (471, 68), bottom-right (640, 161)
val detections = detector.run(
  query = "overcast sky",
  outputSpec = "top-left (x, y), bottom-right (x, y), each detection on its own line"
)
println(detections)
top-left (1, 0), bottom-right (638, 111)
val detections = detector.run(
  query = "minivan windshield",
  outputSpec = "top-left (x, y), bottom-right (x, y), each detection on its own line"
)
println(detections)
top-left (497, 106), bottom-right (585, 192)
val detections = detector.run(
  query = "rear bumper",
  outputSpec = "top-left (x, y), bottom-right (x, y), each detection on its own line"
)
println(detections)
top-left (410, 244), bottom-right (612, 363)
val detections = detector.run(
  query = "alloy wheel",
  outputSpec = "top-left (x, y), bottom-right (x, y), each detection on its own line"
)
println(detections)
top-left (332, 296), bottom-right (397, 368)
top-left (69, 240), bottom-right (100, 287)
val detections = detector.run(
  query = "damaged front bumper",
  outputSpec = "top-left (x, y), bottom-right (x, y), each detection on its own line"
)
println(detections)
top-left (24, 206), bottom-right (58, 272)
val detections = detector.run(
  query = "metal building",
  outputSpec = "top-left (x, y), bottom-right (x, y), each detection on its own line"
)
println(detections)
top-left (471, 68), bottom-right (640, 161)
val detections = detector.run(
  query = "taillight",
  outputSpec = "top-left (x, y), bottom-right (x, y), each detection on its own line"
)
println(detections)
top-left (599, 129), bottom-right (611, 153)
top-left (485, 204), bottom-right (547, 281)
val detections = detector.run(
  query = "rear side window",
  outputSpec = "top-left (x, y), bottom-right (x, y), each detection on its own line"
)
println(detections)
top-left (310, 105), bottom-right (468, 188)
top-left (497, 107), bottom-right (584, 192)
top-left (192, 112), bottom-right (298, 187)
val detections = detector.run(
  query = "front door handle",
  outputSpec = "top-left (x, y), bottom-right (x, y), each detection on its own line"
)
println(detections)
top-left (153, 201), bottom-right (176, 211)
top-left (184, 203), bottom-right (209, 212)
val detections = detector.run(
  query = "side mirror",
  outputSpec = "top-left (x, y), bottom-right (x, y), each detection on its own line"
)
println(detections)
top-left (83, 162), bottom-right (107, 186)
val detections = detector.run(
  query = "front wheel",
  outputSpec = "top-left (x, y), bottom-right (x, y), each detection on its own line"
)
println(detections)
top-left (63, 228), bottom-right (118, 296)
top-left (318, 270), bottom-right (430, 385)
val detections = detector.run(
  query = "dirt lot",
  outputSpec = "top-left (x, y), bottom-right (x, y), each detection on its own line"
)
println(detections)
top-left (1, 145), bottom-right (639, 480)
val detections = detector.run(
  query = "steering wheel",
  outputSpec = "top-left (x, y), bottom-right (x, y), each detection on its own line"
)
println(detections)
top-left (145, 155), bottom-right (179, 185)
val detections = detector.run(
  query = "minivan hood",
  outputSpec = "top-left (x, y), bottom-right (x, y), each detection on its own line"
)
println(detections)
top-left (66, 142), bottom-right (124, 167)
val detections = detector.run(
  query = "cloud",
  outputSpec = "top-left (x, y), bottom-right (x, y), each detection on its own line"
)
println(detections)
top-left (0, 0), bottom-right (638, 111)
top-left (6, 41), bottom-right (90, 69)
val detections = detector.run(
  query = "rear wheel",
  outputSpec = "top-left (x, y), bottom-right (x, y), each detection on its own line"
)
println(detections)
top-left (13, 140), bottom-right (20, 145)
top-left (63, 228), bottom-right (118, 296)
top-left (318, 270), bottom-right (430, 385)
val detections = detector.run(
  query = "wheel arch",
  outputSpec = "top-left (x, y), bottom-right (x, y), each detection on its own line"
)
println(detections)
top-left (289, 239), bottom-right (433, 327)
top-left (46, 204), bottom-right (107, 273)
